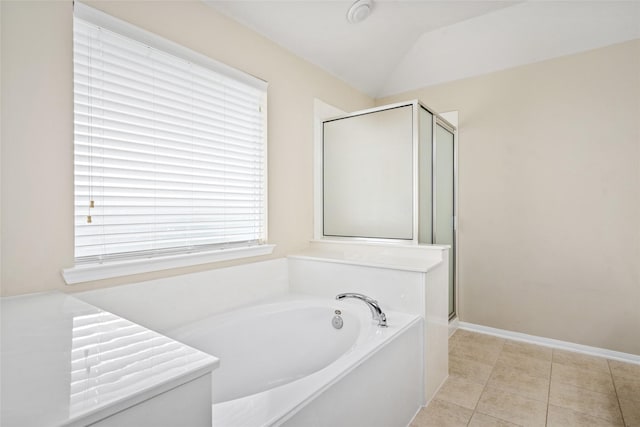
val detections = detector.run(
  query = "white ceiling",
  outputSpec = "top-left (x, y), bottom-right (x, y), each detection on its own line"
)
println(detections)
top-left (205, 1), bottom-right (640, 98)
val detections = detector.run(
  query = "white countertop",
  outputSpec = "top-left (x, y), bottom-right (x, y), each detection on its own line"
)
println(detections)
top-left (1, 292), bottom-right (219, 427)
top-left (289, 240), bottom-right (447, 273)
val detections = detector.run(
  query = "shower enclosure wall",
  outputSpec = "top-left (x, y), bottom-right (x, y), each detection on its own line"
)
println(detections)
top-left (321, 101), bottom-right (457, 318)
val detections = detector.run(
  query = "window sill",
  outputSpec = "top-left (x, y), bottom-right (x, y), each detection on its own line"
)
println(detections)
top-left (62, 244), bottom-right (276, 285)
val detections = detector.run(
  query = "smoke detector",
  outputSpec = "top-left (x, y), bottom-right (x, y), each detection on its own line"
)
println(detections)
top-left (347, 0), bottom-right (373, 24)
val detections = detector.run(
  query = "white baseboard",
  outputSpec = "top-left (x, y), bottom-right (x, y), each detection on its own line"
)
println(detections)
top-left (456, 322), bottom-right (640, 365)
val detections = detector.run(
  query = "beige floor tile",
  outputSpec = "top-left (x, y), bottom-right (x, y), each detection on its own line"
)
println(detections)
top-left (619, 398), bottom-right (640, 427)
top-left (451, 328), bottom-right (477, 339)
top-left (449, 353), bottom-right (494, 385)
top-left (552, 363), bottom-right (616, 395)
top-left (608, 359), bottom-right (640, 381)
top-left (547, 404), bottom-right (624, 427)
top-left (495, 351), bottom-right (552, 379)
top-left (613, 376), bottom-right (640, 404)
top-left (449, 339), bottom-right (460, 353)
top-left (410, 399), bottom-right (473, 427)
top-left (476, 386), bottom-right (547, 427)
top-left (449, 329), bottom-right (477, 348)
top-left (469, 412), bottom-right (520, 427)
top-left (553, 349), bottom-right (610, 373)
top-left (502, 340), bottom-right (552, 362)
top-left (465, 331), bottom-right (506, 348)
top-left (550, 381), bottom-right (623, 423)
top-left (435, 374), bottom-right (486, 410)
top-left (451, 339), bottom-right (504, 366)
top-left (487, 364), bottom-right (550, 402)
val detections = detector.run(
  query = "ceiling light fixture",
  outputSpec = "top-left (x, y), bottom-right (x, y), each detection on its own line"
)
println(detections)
top-left (347, 0), bottom-right (373, 24)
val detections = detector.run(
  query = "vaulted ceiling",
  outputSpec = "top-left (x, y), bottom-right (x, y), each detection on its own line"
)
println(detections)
top-left (205, 1), bottom-right (640, 98)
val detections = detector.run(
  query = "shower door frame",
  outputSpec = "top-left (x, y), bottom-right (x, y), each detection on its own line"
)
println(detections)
top-left (432, 115), bottom-right (458, 320)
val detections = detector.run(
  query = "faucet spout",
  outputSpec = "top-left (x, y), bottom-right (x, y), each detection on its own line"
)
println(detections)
top-left (335, 293), bottom-right (387, 327)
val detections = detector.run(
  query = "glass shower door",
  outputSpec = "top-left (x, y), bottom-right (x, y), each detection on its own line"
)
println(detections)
top-left (434, 123), bottom-right (455, 319)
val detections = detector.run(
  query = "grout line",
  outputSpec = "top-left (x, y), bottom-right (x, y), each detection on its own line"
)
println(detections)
top-left (464, 333), bottom-right (506, 427)
top-left (548, 356), bottom-right (626, 425)
top-left (546, 350), bottom-right (554, 426)
top-left (607, 359), bottom-right (627, 427)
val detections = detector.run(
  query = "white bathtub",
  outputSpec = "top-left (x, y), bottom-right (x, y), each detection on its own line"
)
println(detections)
top-left (168, 296), bottom-right (423, 427)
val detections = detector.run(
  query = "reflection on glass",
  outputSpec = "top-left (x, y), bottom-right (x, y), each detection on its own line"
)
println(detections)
top-left (69, 311), bottom-right (210, 417)
top-left (323, 105), bottom-right (414, 240)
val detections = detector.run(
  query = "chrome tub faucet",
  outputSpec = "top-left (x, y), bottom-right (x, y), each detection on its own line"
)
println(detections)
top-left (335, 293), bottom-right (387, 327)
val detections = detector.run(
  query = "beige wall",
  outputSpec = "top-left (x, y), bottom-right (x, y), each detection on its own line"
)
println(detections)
top-left (379, 40), bottom-right (640, 355)
top-left (0, 1), bottom-right (373, 296)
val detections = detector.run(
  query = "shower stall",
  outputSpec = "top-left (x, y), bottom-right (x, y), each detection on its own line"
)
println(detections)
top-left (321, 101), bottom-right (457, 318)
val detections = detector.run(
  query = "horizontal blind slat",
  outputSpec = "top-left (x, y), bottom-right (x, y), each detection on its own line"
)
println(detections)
top-left (74, 155), bottom-right (263, 179)
top-left (76, 228), bottom-right (263, 245)
top-left (74, 99), bottom-right (262, 145)
top-left (73, 26), bottom-right (262, 101)
top-left (73, 26), bottom-right (262, 108)
top-left (74, 133), bottom-right (263, 162)
top-left (72, 52), bottom-right (263, 114)
top-left (73, 79), bottom-right (262, 133)
top-left (74, 115), bottom-right (263, 149)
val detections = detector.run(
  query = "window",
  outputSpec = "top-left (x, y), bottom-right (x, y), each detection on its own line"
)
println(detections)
top-left (65, 3), bottom-right (270, 283)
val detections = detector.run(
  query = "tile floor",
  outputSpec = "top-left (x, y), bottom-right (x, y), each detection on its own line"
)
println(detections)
top-left (410, 329), bottom-right (640, 427)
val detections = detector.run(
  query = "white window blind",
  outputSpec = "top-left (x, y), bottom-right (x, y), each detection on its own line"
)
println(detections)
top-left (73, 4), bottom-right (267, 265)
